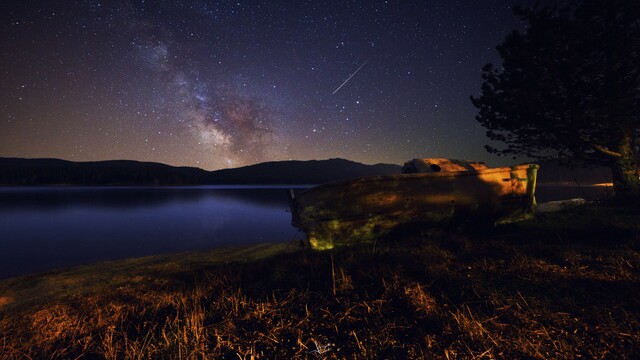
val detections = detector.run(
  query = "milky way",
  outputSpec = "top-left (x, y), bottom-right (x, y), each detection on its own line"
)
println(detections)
top-left (1, 0), bottom-right (536, 169)
top-left (135, 23), bottom-right (277, 167)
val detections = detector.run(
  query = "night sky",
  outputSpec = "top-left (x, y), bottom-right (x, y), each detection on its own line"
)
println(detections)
top-left (2, 0), bottom-right (535, 170)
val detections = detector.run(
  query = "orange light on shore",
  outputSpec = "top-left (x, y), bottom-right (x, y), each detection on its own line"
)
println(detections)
top-left (592, 183), bottom-right (614, 187)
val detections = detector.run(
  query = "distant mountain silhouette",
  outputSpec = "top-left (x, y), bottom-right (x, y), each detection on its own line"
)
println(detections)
top-left (208, 159), bottom-right (402, 184)
top-left (0, 158), bottom-right (210, 185)
top-left (1, 157), bottom-right (608, 186)
top-left (0, 157), bottom-right (402, 186)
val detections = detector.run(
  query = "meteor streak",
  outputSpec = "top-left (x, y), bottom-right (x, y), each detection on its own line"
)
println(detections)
top-left (332, 59), bottom-right (368, 95)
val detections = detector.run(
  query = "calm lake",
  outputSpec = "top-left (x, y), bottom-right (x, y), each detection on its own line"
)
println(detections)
top-left (0, 186), bottom-right (308, 279)
top-left (0, 184), bottom-right (611, 279)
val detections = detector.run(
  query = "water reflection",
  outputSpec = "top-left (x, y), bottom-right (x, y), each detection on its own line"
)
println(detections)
top-left (0, 186), bottom-right (308, 279)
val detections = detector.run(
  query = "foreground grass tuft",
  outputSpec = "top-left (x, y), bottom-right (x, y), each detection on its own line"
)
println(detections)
top-left (1, 203), bottom-right (639, 359)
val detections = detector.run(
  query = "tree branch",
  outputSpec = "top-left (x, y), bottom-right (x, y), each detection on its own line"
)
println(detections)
top-left (591, 143), bottom-right (622, 158)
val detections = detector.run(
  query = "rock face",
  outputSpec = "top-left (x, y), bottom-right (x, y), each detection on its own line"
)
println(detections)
top-left (402, 158), bottom-right (489, 173)
top-left (291, 162), bottom-right (539, 250)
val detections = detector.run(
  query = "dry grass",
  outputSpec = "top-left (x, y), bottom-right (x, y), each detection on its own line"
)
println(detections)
top-left (0, 203), bottom-right (639, 359)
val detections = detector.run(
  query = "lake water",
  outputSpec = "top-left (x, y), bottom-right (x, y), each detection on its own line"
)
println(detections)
top-left (0, 184), bottom-right (612, 279)
top-left (0, 186), bottom-right (308, 279)
top-left (535, 184), bottom-right (613, 203)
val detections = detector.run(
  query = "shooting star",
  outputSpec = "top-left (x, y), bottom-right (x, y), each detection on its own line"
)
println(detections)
top-left (332, 59), bottom-right (368, 95)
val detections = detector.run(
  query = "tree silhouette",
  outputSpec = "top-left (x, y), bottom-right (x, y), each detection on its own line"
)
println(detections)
top-left (471, 0), bottom-right (640, 200)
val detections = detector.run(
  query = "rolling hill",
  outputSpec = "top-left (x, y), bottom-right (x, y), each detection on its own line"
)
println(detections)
top-left (0, 158), bottom-right (402, 186)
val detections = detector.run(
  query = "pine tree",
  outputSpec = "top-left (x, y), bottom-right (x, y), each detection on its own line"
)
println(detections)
top-left (471, 0), bottom-right (640, 201)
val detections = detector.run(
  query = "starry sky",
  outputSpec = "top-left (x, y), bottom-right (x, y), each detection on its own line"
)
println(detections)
top-left (1, 0), bottom-right (535, 170)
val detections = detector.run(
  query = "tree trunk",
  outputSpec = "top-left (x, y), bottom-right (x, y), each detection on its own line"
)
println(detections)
top-left (610, 133), bottom-right (640, 203)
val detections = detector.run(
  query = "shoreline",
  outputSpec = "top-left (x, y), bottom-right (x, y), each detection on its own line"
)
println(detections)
top-left (0, 242), bottom-right (299, 312)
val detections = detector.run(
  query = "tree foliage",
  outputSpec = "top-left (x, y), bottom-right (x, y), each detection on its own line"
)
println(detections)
top-left (471, 0), bottom-right (640, 198)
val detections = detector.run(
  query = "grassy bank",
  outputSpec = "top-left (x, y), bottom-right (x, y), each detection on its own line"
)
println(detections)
top-left (1, 203), bottom-right (639, 359)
